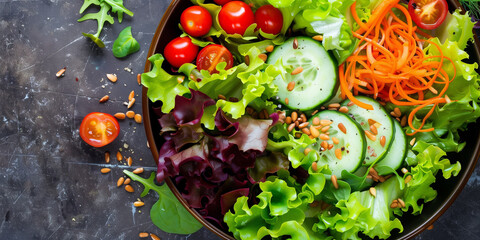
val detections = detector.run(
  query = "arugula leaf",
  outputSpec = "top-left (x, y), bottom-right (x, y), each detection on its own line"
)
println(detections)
top-left (78, 1), bottom-right (113, 48)
top-left (123, 171), bottom-right (203, 234)
top-left (112, 26), bottom-right (140, 58)
top-left (78, 0), bottom-right (133, 47)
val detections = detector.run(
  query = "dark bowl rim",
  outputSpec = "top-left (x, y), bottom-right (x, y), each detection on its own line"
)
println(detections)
top-left (142, 1), bottom-right (480, 239)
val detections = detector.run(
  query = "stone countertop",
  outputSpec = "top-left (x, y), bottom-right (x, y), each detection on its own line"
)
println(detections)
top-left (0, 0), bottom-right (479, 239)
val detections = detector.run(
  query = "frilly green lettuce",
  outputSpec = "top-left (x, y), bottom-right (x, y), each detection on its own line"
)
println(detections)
top-left (400, 141), bottom-right (461, 214)
top-left (141, 54), bottom-right (190, 113)
top-left (436, 9), bottom-right (476, 50)
top-left (315, 177), bottom-right (404, 240)
top-left (292, 0), bottom-right (355, 63)
top-left (224, 177), bottom-right (311, 240)
top-left (184, 47), bottom-right (280, 121)
top-left (266, 123), bottom-right (316, 156)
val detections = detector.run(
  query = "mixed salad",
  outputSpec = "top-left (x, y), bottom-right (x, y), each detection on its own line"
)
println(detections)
top-left (141, 0), bottom-right (480, 239)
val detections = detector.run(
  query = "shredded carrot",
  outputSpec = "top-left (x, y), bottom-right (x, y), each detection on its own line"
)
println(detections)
top-left (341, 1), bottom-right (457, 135)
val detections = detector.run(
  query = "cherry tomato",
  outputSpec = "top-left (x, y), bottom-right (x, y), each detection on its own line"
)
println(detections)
top-left (180, 6), bottom-right (212, 37)
top-left (254, 5), bottom-right (283, 35)
top-left (79, 112), bottom-right (120, 148)
top-left (164, 36), bottom-right (199, 68)
top-left (218, 1), bottom-right (255, 35)
top-left (214, 0), bottom-right (232, 5)
top-left (196, 44), bottom-right (234, 74)
top-left (408, 0), bottom-right (448, 30)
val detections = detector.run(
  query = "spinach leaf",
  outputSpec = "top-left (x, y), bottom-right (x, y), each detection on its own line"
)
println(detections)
top-left (112, 26), bottom-right (140, 58)
top-left (78, 0), bottom-right (133, 48)
top-left (123, 170), bottom-right (203, 234)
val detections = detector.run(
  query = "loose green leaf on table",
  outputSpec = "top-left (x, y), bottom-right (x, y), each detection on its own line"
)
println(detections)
top-left (112, 26), bottom-right (140, 58)
top-left (123, 170), bottom-right (203, 234)
top-left (78, 0), bottom-right (134, 48)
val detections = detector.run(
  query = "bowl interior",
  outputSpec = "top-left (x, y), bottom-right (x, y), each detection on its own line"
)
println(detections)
top-left (142, 1), bottom-right (480, 239)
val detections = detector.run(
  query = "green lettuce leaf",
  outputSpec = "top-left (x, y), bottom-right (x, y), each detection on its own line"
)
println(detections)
top-left (316, 177), bottom-right (404, 240)
top-left (141, 54), bottom-right (190, 113)
top-left (401, 141), bottom-right (461, 214)
top-left (181, 47), bottom-right (280, 120)
top-left (292, 0), bottom-right (355, 63)
top-left (436, 9), bottom-right (475, 50)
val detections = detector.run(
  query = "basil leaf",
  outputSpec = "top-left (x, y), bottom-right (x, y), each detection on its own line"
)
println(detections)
top-left (112, 26), bottom-right (140, 58)
top-left (123, 171), bottom-right (202, 234)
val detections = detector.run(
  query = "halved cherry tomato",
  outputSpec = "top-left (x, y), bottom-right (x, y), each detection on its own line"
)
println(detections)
top-left (79, 112), bottom-right (120, 147)
top-left (180, 6), bottom-right (212, 37)
top-left (164, 36), bottom-right (199, 68)
top-left (196, 44), bottom-right (234, 74)
top-left (254, 5), bottom-right (283, 35)
top-left (218, 1), bottom-right (255, 35)
top-left (214, 0), bottom-right (232, 5)
top-left (408, 0), bottom-right (448, 30)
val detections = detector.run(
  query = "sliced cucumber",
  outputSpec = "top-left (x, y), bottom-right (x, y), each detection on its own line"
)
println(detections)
top-left (341, 96), bottom-right (395, 166)
top-left (309, 110), bottom-right (366, 178)
top-left (267, 37), bottom-right (337, 111)
top-left (374, 120), bottom-right (407, 175)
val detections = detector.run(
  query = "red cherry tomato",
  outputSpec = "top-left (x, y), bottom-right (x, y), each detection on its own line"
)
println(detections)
top-left (164, 36), bottom-right (199, 68)
top-left (218, 1), bottom-right (255, 35)
top-left (196, 44), bottom-right (234, 74)
top-left (408, 0), bottom-right (448, 30)
top-left (254, 5), bottom-right (283, 35)
top-left (180, 6), bottom-right (212, 37)
top-left (79, 112), bottom-right (120, 148)
top-left (214, 0), bottom-right (232, 5)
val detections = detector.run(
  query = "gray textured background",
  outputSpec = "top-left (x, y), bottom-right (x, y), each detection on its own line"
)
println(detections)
top-left (0, 0), bottom-right (478, 239)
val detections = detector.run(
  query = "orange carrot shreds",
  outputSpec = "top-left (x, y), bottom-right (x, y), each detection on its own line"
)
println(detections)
top-left (340, 2), bottom-right (456, 134)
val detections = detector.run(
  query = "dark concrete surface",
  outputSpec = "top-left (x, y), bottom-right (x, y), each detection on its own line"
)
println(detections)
top-left (0, 0), bottom-right (478, 239)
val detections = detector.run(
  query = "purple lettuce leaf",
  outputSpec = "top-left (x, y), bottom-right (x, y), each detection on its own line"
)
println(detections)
top-left (173, 89), bottom-right (215, 126)
top-left (171, 124), bottom-right (203, 152)
top-left (220, 188), bottom-right (250, 215)
top-left (247, 151), bottom-right (290, 183)
top-left (214, 108), bottom-right (239, 137)
top-left (228, 115), bottom-right (273, 152)
top-left (158, 113), bottom-right (177, 133)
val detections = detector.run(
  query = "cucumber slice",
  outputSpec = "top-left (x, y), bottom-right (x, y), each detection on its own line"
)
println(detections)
top-left (309, 110), bottom-right (366, 178)
top-left (267, 37), bottom-right (337, 111)
top-left (374, 120), bottom-right (407, 175)
top-left (341, 96), bottom-right (395, 165)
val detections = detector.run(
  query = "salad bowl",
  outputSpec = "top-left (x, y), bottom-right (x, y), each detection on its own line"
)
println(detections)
top-left (142, 0), bottom-right (480, 239)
